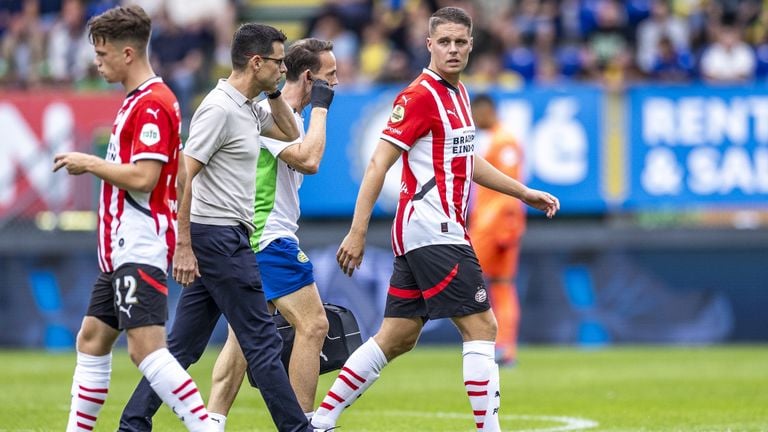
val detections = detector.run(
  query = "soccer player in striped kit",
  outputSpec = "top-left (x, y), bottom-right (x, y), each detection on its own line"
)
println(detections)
top-left (53, 5), bottom-right (215, 432)
top-left (314, 7), bottom-right (560, 432)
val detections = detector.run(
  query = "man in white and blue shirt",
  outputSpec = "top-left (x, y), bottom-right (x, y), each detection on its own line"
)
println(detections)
top-left (205, 38), bottom-right (337, 430)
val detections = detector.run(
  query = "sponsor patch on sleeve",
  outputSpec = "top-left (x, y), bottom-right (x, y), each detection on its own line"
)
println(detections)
top-left (390, 104), bottom-right (405, 123)
top-left (139, 123), bottom-right (161, 146)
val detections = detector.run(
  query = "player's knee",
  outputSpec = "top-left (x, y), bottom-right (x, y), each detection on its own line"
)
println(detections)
top-left (487, 320), bottom-right (498, 340)
top-left (396, 338), bottom-right (418, 357)
top-left (127, 348), bottom-right (143, 367)
top-left (75, 329), bottom-right (97, 353)
top-left (479, 312), bottom-right (498, 340)
top-left (75, 322), bottom-right (112, 355)
top-left (295, 312), bottom-right (329, 345)
top-left (380, 333), bottom-right (418, 359)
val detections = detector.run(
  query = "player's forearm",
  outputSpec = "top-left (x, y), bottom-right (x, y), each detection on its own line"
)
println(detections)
top-left (176, 154), bottom-right (187, 207)
top-left (176, 156), bottom-right (202, 246)
top-left (268, 95), bottom-right (300, 141)
top-left (176, 179), bottom-right (194, 246)
top-left (349, 160), bottom-right (387, 236)
top-left (297, 108), bottom-right (328, 173)
top-left (89, 158), bottom-right (159, 193)
top-left (473, 155), bottom-right (528, 199)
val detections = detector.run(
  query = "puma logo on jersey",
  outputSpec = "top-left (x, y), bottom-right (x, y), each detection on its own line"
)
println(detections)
top-left (446, 109), bottom-right (459, 118)
top-left (119, 304), bottom-right (133, 318)
top-left (400, 95), bottom-right (410, 105)
top-left (146, 107), bottom-right (160, 119)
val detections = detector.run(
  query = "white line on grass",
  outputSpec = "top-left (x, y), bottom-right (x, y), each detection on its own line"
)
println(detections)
top-left (501, 414), bottom-right (599, 432)
top-left (369, 409), bottom-right (599, 432)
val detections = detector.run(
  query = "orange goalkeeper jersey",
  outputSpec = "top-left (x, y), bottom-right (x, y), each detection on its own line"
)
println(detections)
top-left (470, 124), bottom-right (526, 244)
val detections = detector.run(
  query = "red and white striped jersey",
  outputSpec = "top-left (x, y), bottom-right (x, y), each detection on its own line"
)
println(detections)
top-left (380, 69), bottom-right (476, 256)
top-left (98, 77), bottom-right (182, 273)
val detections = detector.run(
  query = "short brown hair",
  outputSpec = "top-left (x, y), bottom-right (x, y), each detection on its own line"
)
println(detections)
top-left (429, 7), bottom-right (473, 36)
top-left (284, 38), bottom-right (334, 82)
top-left (87, 5), bottom-right (151, 54)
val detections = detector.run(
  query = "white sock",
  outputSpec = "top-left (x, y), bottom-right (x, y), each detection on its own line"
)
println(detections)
top-left (66, 351), bottom-right (112, 432)
top-left (305, 410), bottom-right (315, 421)
top-left (463, 341), bottom-right (501, 432)
top-left (209, 412), bottom-right (226, 431)
top-left (312, 338), bottom-right (387, 429)
top-left (139, 348), bottom-right (213, 432)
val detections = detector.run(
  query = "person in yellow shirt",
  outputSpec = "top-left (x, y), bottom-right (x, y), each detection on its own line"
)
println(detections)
top-left (469, 94), bottom-right (526, 366)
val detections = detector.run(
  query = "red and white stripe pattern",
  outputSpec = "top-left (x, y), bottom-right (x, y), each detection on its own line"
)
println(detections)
top-left (465, 378), bottom-right (491, 430)
top-left (66, 352), bottom-right (112, 432)
top-left (318, 366), bottom-right (367, 413)
top-left (172, 379), bottom-right (209, 422)
top-left (380, 69), bottom-right (475, 256)
top-left (312, 339), bottom-right (388, 429)
top-left (139, 348), bottom-right (213, 431)
top-left (463, 341), bottom-right (501, 431)
top-left (97, 77), bottom-right (181, 273)
top-left (70, 384), bottom-right (108, 431)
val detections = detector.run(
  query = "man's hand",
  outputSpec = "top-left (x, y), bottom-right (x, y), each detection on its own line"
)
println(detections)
top-left (310, 79), bottom-right (334, 110)
top-left (173, 242), bottom-right (200, 286)
top-left (336, 231), bottom-right (365, 277)
top-left (53, 152), bottom-right (97, 175)
top-left (522, 188), bottom-right (560, 219)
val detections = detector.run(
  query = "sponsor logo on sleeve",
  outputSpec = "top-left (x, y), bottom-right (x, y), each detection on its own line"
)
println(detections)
top-left (139, 123), bottom-right (161, 146)
top-left (390, 104), bottom-right (405, 123)
top-left (385, 126), bottom-right (403, 135)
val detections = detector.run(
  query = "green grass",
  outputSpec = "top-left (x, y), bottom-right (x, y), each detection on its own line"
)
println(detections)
top-left (1, 345), bottom-right (767, 431)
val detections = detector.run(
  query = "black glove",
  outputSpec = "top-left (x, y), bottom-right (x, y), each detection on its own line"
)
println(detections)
top-left (310, 79), bottom-right (334, 110)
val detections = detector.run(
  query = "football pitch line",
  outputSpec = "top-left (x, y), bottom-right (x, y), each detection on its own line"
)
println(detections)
top-left (369, 409), bottom-right (600, 432)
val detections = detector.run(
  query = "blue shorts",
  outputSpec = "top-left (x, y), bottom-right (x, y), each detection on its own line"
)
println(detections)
top-left (256, 237), bottom-right (315, 301)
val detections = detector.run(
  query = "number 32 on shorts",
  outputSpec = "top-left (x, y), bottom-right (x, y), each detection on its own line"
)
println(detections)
top-left (115, 275), bottom-right (139, 306)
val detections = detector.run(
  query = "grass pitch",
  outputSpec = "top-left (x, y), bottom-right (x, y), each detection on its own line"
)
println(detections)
top-left (0, 345), bottom-right (766, 431)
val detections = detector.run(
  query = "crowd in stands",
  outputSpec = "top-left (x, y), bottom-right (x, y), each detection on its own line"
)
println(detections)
top-left (0, 0), bottom-right (236, 118)
top-left (2, 0), bottom-right (768, 114)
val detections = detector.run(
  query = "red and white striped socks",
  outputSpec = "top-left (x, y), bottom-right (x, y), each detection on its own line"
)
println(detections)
top-left (66, 351), bottom-right (112, 431)
top-left (312, 338), bottom-right (388, 429)
top-left (463, 340), bottom-right (501, 431)
top-left (139, 348), bottom-right (213, 432)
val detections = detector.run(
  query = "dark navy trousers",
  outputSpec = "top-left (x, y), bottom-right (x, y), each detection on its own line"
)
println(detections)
top-left (118, 223), bottom-right (309, 432)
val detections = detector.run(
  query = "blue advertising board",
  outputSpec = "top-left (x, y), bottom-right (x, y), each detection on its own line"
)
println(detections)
top-left (495, 85), bottom-right (604, 212)
top-left (626, 85), bottom-right (768, 209)
top-left (299, 84), bottom-right (605, 216)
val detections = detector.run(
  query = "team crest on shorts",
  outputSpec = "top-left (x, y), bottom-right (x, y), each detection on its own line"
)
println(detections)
top-left (475, 287), bottom-right (488, 303)
top-left (297, 250), bottom-right (309, 263)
